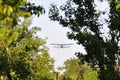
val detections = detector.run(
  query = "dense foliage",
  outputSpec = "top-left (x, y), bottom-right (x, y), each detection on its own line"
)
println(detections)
top-left (0, 0), bottom-right (44, 27)
top-left (58, 58), bottom-right (98, 80)
top-left (49, 0), bottom-right (120, 80)
top-left (0, 0), bottom-right (54, 80)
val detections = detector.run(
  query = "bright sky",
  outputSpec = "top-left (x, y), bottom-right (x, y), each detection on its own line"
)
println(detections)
top-left (29, 0), bottom-right (109, 71)
top-left (29, 0), bottom-right (86, 71)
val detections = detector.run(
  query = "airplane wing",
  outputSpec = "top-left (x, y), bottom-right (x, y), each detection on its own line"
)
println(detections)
top-left (53, 46), bottom-right (71, 48)
top-left (51, 43), bottom-right (73, 45)
top-left (62, 46), bottom-right (71, 48)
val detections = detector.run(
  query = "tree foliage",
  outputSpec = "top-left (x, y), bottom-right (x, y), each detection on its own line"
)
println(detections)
top-left (0, 0), bottom-right (55, 80)
top-left (49, 0), bottom-right (120, 80)
top-left (29, 49), bottom-right (55, 80)
top-left (0, 0), bottom-right (44, 27)
top-left (58, 58), bottom-right (98, 80)
top-left (0, 17), bottom-right (55, 80)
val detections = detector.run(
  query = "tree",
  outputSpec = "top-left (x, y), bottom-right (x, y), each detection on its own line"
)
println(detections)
top-left (49, 0), bottom-right (120, 80)
top-left (0, 0), bottom-right (44, 27)
top-left (0, 0), bottom-right (55, 80)
top-left (29, 49), bottom-right (55, 80)
top-left (58, 58), bottom-right (98, 80)
top-left (0, 17), bottom-right (55, 80)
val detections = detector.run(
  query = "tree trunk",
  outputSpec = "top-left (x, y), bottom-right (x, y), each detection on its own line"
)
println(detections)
top-left (5, 66), bottom-right (12, 80)
top-left (55, 72), bottom-right (58, 80)
top-left (6, 72), bottom-right (12, 80)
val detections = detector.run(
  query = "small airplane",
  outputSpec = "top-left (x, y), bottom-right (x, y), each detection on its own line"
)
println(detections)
top-left (50, 43), bottom-right (73, 48)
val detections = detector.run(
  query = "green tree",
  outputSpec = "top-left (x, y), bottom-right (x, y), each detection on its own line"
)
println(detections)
top-left (59, 58), bottom-right (98, 80)
top-left (0, 17), bottom-right (55, 80)
top-left (0, 0), bottom-right (55, 80)
top-left (49, 0), bottom-right (120, 80)
top-left (30, 49), bottom-right (55, 80)
top-left (0, 0), bottom-right (44, 27)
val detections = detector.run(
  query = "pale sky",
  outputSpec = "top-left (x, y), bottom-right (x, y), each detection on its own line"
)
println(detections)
top-left (29, 0), bottom-right (108, 71)
top-left (29, 0), bottom-right (86, 71)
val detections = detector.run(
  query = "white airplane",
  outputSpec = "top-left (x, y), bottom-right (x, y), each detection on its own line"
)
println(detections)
top-left (51, 43), bottom-right (73, 48)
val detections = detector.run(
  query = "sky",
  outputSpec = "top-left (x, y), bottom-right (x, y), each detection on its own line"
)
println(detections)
top-left (29, 0), bottom-right (86, 71)
top-left (29, 0), bottom-right (109, 71)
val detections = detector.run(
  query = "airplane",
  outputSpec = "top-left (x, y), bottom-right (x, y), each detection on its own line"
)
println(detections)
top-left (50, 43), bottom-right (73, 48)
